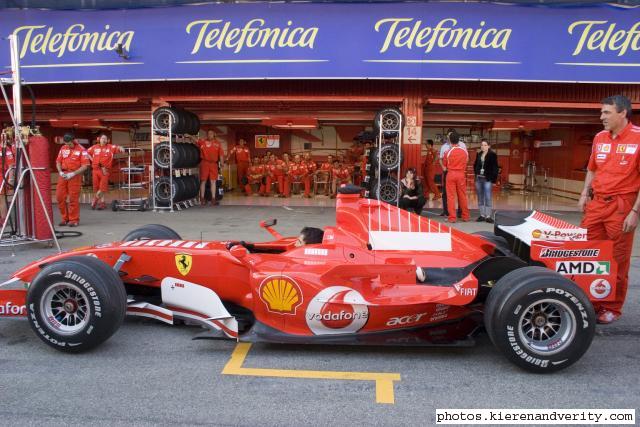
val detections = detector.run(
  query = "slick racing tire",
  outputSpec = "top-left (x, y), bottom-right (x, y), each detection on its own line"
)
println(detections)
top-left (154, 143), bottom-right (199, 169)
top-left (26, 256), bottom-right (127, 353)
top-left (484, 266), bottom-right (595, 373)
top-left (153, 176), bottom-right (175, 206)
top-left (153, 107), bottom-right (185, 135)
top-left (374, 107), bottom-right (404, 134)
top-left (122, 224), bottom-right (181, 241)
top-left (371, 177), bottom-right (399, 205)
top-left (371, 143), bottom-right (402, 172)
top-left (153, 142), bottom-right (174, 169)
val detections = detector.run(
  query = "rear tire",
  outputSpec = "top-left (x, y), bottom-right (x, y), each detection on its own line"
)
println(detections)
top-left (26, 256), bottom-right (126, 353)
top-left (484, 267), bottom-right (595, 373)
top-left (122, 224), bottom-right (181, 241)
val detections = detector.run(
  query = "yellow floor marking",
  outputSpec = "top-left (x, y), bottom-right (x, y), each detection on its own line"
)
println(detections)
top-left (222, 343), bottom-right (401, 404)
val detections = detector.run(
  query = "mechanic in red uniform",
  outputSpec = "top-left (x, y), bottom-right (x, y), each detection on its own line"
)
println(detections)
top-left (330, 159), bottom-right (352, 198)
top-left (281, 153), bottom-right (292, 197)
top-left (0, 138), bottom-right (15, 224)
top-left (264, 153), bottom-right (283, 197)
top-left (245, 156), bottom-right (265, 196)
top-left (197, 130), bottom-right (224, 206)
top-left (87, 134), bottom-right (124, 210)
top-left (56, 133), bottom-right (90, 227)
top-left (315, 154), bottom-right (333, 196)
top-left (289, 154), bottom-right (311, 198)
top-left (442, 131), bottom-right (470, 223)
top-left (422, 139), bottom-right (441, 200)
top-left (228, 138), bottom-right (251, 194)
top-left (578, 95), bottom-right (640, 324)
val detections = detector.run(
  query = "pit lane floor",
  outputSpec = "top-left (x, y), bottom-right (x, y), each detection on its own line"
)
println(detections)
top-left (0, 206), bottom-right (638, 426)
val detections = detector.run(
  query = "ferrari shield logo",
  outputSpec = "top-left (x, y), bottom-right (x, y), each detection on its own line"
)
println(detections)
top-left (175, 253), bottom-right (192, 276)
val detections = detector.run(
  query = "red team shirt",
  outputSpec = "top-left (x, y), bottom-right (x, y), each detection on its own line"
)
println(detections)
top-left (588, 122), bottom-right (640, 196)
top-left (289, 162), bottom-right (307, 177)
top-left (443, 146), bottom-right (468, 170)
top-left (198, 139), bottom-right (224, 162)
top-left (87, 144), bottom-right (120, 169)
top-left (230, 145), bottom-right (250, 163)
top-left (57, 143), bottom-right (90, 171)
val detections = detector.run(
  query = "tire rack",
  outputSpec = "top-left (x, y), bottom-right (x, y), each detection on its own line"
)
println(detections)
top-left (363, 109), bottom-right (404, 206)
top-left (112, 147), bottom-right (149, 212)
top-left (150, 114), bottom-right (199, 212)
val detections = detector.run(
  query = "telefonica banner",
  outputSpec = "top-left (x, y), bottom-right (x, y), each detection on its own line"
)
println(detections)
top-left (1, 3), bottom-right (638, 84)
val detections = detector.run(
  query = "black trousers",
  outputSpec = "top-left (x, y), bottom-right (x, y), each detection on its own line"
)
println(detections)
top-left (399, 196), bottom-right (426, 215)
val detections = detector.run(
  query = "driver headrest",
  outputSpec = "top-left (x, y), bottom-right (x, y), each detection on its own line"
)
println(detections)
top-left (337, 184), bottom-right (362, 195)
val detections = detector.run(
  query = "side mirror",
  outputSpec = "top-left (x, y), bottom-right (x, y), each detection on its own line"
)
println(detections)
top-left (260, 219), bottom-right (277, 228)
top-left (229, 244), bottom-right (248, 259)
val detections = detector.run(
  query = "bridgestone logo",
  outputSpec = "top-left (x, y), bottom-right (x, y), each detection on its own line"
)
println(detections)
top-left (540, 248), bottom-right (600, 258)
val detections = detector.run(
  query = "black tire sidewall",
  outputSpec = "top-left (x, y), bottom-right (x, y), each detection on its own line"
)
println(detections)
top-left (122, 224), bottom-right (181, 241)
top-left (26, 257), bottom-right (126, 352)
top-left (490, 271), bottom-right (595, 372)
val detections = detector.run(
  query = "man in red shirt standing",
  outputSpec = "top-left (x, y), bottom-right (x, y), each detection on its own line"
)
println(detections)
top-left (422, 139), bottom-right (441, 200)
top-left (228, 138), bottom-right (251, 194)
top-left (442, 131), bottom-right (470, 223)
top-left (579, 95), bottom-right (640, 324)
top-left (87, 134), bottom-right (124, 210)
top-left (197, 130), bottom-right (224, 206)
top-left (0, 139), bottom-right (15, 224)
top-left (56, 133), bottom-right (90, 227)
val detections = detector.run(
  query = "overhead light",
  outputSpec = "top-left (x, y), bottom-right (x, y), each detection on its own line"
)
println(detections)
top-left (490, 120), bottom-right (550, 131)
top-left (261, 118), bottom-right (318, 129)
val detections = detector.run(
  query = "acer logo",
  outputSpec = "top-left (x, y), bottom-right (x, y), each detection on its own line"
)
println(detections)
top-left (386, 312), bottom-right (427, 326)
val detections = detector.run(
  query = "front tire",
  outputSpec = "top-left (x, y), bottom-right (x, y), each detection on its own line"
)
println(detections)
top-left (26, 256), bottom-right (127, 353)
top-left (484, 267), bottom-right (595, 373)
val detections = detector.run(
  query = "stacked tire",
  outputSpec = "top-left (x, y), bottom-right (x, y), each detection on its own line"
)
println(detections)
top-left (152, 107), bottom-right (200, 135)
top-left (364, 107), bottom-right (404, 205)
top-left (153, 142), bottom-right (200, 169)
top-left (153, 175), bottom-right (200, 206)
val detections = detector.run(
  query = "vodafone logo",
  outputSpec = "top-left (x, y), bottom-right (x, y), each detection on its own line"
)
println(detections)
top-left (305, 286), bottom-right (369, 335)
top-left (0, 302), bottom-right (26, 316)
top-left (590, 279), bottom-right (612, 299)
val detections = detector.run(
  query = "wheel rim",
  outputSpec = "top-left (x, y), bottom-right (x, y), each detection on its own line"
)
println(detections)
top-left (41, 282), bottom-right (90, 335)
top-left (380, 148), bottom-right (398, 168)
top-left (156, 181), bottom-right (173, 202)
top-left (379, 183), bottom-right (397, 203)
top-left (518, 298), bottom-right (576, 356)
top-left (157, 112), bottom-right (170, 130)
top-left (155, 146), bottom-right (171, 168)
top-left (381, 113), bottom-right (400, 131)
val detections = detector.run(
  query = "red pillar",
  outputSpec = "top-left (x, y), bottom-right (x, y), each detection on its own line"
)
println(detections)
top-left (402, 89), bottom-right (424, 173)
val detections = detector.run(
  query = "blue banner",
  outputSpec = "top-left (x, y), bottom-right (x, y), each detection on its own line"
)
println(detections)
top-left (1, 3), bottom-right (639, 84)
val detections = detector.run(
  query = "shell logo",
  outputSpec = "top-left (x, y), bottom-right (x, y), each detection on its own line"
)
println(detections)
top-left (259, 276), bottom-right (303, 315)
top-left (532, 229), bottom-right (542, 239)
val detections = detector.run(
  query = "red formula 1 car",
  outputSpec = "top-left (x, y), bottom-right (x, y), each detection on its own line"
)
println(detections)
top-left (0, 186), bottom-right (615, 372)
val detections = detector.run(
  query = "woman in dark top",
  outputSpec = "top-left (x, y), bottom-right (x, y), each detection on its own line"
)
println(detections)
top-left (474, 139), bottom-right (499, 223)
top-left (399, 167), bottom-right (426, 215)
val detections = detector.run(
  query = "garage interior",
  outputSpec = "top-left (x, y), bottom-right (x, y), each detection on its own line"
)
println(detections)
top-left (3, 79), bottom-right (638, 211)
